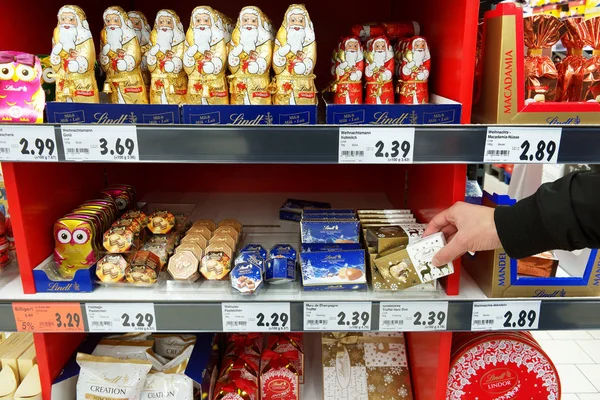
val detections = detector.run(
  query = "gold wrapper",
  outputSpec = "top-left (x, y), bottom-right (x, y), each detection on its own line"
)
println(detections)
top-left (51, 5), bottom-right (99, 103)
top-left (128, 11), bottom-right (152, 90)
top-left (184, 7), bottom-right (230, 104)
top-left (99, 7), bottom-right (148, 104)
top-left (557, 18), bottom-right (587, 101)
top-left (582, 17), bottom-right (600, 101)
top-left (227, 6), bottom-right (274, 105)
top-left (147, 9), bottom-right (188, 104)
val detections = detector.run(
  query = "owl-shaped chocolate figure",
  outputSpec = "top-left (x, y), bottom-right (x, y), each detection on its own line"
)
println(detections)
top-left (54, 217), bottom-right (96, 278)
top-left (0, 51), bottom-right (45, 123)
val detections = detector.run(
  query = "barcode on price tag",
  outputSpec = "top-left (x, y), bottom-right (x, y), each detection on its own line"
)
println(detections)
top-left (379, 302), bottom-right (448, 331)
top-left (304, 302), bottom-right (372, 331)
top-left (86, 303), bottom-right (156, 332)
top-left (61, 125), bottom-right (139, 162)
top-left (339, 127), bottom-right (415, 164)
top-left (0, 125), bottom-right (58, 161)
top-left (222, 303), bottom-right (291, 332)
top-left (471, 301), bottom-right (541, 331)
top-left (484, 127), bottom-right (562, 163)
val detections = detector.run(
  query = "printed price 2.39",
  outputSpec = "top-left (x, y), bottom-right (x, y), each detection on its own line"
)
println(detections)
top-left (375, 140), bottom-right (411, 160)
top-left (413, 310), bottom-right (446, 327)
top-left (337, 311), bottom-right (370, 327)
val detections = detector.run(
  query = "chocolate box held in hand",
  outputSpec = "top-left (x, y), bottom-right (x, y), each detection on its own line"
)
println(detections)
top-left (181, 104), bottom-right (317, 125)
top-left (46, 102), bottom-right (180, 124)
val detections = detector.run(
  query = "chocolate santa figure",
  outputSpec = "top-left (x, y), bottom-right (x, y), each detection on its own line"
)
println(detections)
top-left (272, 4), bottom-right (317, 105)
top-left (364, 36), bottom-right (394, 104)
top-left (99, 6), bottom-right (148, 104)
top-left (228, 6), bottom-right (274, 105)
top-left (333, 37), bottom-right (364, 104)
top-left (128, 11), bottom-right (152, 90)
top-left (399, 36), bottom-right (430, 104)
top-left (51, 5), bottom-right (99, 103)
top-left (184, 6), bottom-right (229, 105)
top-left (0, 213), bottom-right (9, 266)
top-left (146, 9), bottom-right (188, 104)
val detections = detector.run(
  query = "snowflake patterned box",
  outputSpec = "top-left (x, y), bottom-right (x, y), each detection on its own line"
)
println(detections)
top-left (46, 102), bottom-right (181, 124)
top-left (181, 104), bottom-right (317, 125)
top-left (321, 332), bottom-right (414, 400)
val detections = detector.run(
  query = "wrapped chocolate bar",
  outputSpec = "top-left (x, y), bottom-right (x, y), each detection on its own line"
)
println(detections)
top-left (128, 11), bottom-right (152, 90)
top-left (272, 5), bottom-right (317, 105)
top-left (332, 37), bottom-right (364, 104)
top-left (524, 15), bottom-right (565, 102)
top-left (557, 18), bottom-right (587, 101)
top-left (227, 6), bottom-right (274, 105)
top-left (147, 9), bottom-right (188, 104)
top-left (399, 36), bottom-right (430, 104)
top-left (51, 5), bottom-right (99, 103)
top-left (184, 7), bottom-right (229, 105)
top-left (364, 36), bottom-right (394, 104)
top-left (583, 17), bottom-right (600, 101)
top-left (352, 22), bottom-right (420, 42)
top-left (99, 7), bottom-right (148, 104)
top-left (260, 350), bottom-right (299, 400)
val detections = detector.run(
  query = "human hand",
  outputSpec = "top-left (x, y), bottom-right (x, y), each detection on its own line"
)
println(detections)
top-left (423, 202), bottom-right (501, 267)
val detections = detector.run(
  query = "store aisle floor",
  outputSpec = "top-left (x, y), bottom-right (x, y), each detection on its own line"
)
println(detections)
top-left (533, 331), bottom-right (600, 398)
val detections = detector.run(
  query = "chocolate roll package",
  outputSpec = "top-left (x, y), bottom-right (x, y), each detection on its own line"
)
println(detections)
top-left (364, 36), bottom-right (395, 104)
top-left (583, 17), bottom-right (600, 102)
top-left (51, 5), bottom-right (99, 103)
top-left (332, 37), bottom-right (364, 104)
top-left (523, 15), bottom-right (565, 103)
top-left (127, 11), bottom-right (152, 90)
top-left (147, 9), bottom-right (188, 104)
top-left (557, 18), bottom-right (587, 101)
top-left (184, 7), bottom-right (229, 105)
top-left (99, 6), bottom-right (148, 104)
top-left (399, 37), bottom-right (430, 104)
top-left (352, 21), bottom-right (420, 42)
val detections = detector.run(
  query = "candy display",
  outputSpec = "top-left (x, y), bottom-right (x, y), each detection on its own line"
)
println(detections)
top-left (398, 36), bottom-right (431, 104)
top-left (332, 37), bottom-right (364, 104)
top-left (364, 36), bottom-right (395, 104)
top-left (0, 52), bottom-right (45, 123)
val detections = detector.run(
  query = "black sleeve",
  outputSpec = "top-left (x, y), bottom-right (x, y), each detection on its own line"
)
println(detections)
top-left (494, 171), bottom-right (600, 259)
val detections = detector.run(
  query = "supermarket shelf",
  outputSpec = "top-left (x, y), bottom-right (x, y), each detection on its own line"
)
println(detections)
top-left (6, 124), bottom-right (600, 163)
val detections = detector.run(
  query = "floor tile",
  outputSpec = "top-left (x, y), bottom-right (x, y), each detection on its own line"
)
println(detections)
top-left (556, 365), bottom-right (597, 393)
top-left (577, 340), bottom-right (600, 363)
top-left (577, 365), bottom-right (600, 392)
top-left (578, 395), bottom-right (600, 400)
top-left (537, 340), bottom-right (594, 364)
top-left (588, 331), bottom-right (600, 340)
top-left (561, 395), bottom-right (579, 400)
top-left (530, 330), bottom-right (552, 340)
top-left (549, 331), bottom-right (594, 340)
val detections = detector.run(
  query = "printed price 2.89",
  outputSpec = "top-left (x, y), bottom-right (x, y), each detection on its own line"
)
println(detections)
top-left (374, 140), bottom-right (411, 159)
top-left (337, 311), bottom-right (370, 326)
top-left (520, 140), bottom-right (557, 162)
top-left (503, 309), bottom-right (537, 328)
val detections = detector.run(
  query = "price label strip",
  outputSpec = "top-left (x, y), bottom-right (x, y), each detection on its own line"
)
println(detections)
top-left (13, 302), bottom-right (84, 332)
top-left (61, 125), bottom-right (139, 162)
top-left (304, 302), bottom-right (372, 331)
top-left (471, 301), bottom-right (541, 331)
top-left (339, 127), bottom-right (415, 164)
top-left (484, 127), bottom-right (562, 164)
top-left (379, 302), bottom-right (448, 331)
top-left (86, 303), bottom-right (156, 332)
top-left (222, 303), bottom-right (291, 332)
top-left (0, 125), bottom-right (58, 161)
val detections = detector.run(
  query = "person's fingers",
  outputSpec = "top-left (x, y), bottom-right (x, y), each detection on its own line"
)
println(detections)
top-left (441, 224), bottom-right (458, 240)
top-left (423, 208), bottom-right (455, 237)
top-left (432, 233), bottom-right (466, 267)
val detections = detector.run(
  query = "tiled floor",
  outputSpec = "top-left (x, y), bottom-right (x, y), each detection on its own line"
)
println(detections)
top-left (533, 331), bottom-right (600, 398)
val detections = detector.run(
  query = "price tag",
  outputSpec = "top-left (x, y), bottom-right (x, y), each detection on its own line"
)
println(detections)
top-left (86, 303), bottom-right (156, 332)
top-left (61, 125), bottom-right (139, 162)
top-left (304, 302), bottom-right (371, 331)
top-left (379, 302), bottom-right (448, 331)
top-left (484, 127), bottom-right (562, 163)
top-left (222, 303), bottom-right (291, 332)
top-left (13, 302), bottom-right (84, 332)
top-left (471, 301), bottom-right (541, 331)
top-left (0, 125), bottom-right (58, 161)
top-left (339, 127), bottom-right (415, 164)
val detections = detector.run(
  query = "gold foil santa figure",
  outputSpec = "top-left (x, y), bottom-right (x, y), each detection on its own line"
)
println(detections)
top-left (147, 10), bottom-right (188, 104)
top-left (364, 36), bottom-right (395, 104)
top-left (99, 7), bottom-right (148, 104)
top-left (227, 6), bottom-right (274, 105)
top-left (333, 37), bottom-right (364, 104)
top-left (272, 4), bottom-right (317, 105)
top-left (184, 7), bottom-right (229, 104)
top-left (399, 36), bottom-right (430, 104)
top-left (50, 5), bottom-right (99, 103)
top-left (128, 11), bottom-right (152, 90)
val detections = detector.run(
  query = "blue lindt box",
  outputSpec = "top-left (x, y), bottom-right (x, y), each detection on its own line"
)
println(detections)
top-left (325, 94), bottom-right (462, 125)
top-left (300, 249), bottom-right (367, 291)
top-left (239, 244), bottom-right (268, 263)
top-left (235, 250), bottom-right (266, 274)
top-left (266, 244), bottom-right (297, 284)
top-left (33, 256), bottom-right (96, 293)
top-left (302, 209), bottom-right (355, 215)
top-left (46, 102), bottom-right (180, 124)
top-left (301, 243), bottom-right (362, 252)
top-left (181, 104), bottom-right (317, 125)
top-left (301, 221), bottom-right (360, 243)
top-left (231, 262), bottom-right (264, 294)
top-left (280, 199), bottom-right (331, 222)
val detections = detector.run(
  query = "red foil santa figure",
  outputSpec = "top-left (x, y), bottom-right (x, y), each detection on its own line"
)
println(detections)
top-left (399, 36), bottom-right (430, 104)
top-left (0, 213), bottom-right (9, 266)
top-left (364, 36), bottom-right (395, 104)
top-left (333, 36), bottom-right (364, 104)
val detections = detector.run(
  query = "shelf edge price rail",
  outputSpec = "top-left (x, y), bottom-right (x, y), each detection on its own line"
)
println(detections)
top-left (222, 302), bottom-right (291, 332)
top-left (471, 301), bottom-right (541, 331)
top-left (339, 127), bottom-right (415, 164)
top-left (483, 126), bottom-right (562, 164)
top-left (86, 303), bottom-right (157, 332)
top-left (304, 302), bottom-right (372, 331)
top-left (379, 301), bottom-right (448, 331)
top-left (61, 124), bottom-right (140, 162)
top-left (0, 125), bottom-right (58, 161)
top-left (13, 302), bottom-right (84, 332)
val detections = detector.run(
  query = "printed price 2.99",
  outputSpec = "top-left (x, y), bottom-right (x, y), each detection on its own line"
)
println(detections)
top-left (520, 140), bottom-right (557, 162)
top-left (20, 138), bottom-right (55, 157)
top-left (337, 311), bottom-right (370, 326)
top-left (256, 312), bottom-right (289, 328)
top-left (503, 309), bottom-right (537, 328)
top-left (121, 312), bottom-right (154, 328)
top-left (375, 140), bottom-right (411, 159)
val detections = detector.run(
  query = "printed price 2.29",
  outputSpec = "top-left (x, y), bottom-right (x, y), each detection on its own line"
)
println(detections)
top-left (519, 140), bottom-right (557, 162)
top-left (375, 140), bottom-right (411, 160)
top-left (121, 312), bottom-right (154, 329)
top-left (256, 312), bottom-right (289, 329)
top-left (337, 311), bottom-right (370, 327)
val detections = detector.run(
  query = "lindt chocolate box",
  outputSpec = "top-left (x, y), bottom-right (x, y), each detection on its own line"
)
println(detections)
top-left (46, 102), bottom-right (181, 124)
top-left (280, 199), bottom-right (331, 222)
top-left (301, 249), bottom-right (366, 290)
top-left (181, 104), bottom-right (317, 125)
top-left (301, 221), bottom-right (360, 244)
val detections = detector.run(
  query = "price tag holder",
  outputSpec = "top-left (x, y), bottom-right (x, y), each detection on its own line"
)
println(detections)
top-left (86, 303), bottom-right (156, 332)
top-left (484, 127), bottom-right (562, 163)
top-left (471, 301), bottom-right (541, 331)
top-left (339, 127), bottom-right (415, 164)
top-left (379, 302), bottom-right (448, 331)
top-left (13, 302), bottom-right (84, 332)
top-left (61, 125), bottom-right (139, 162)
top-left (222, 303), bottom-right (291, 332)
top-left (304, 302), bottom-right (372, 331)
top-left (0, 125), bottom-right (58, 161)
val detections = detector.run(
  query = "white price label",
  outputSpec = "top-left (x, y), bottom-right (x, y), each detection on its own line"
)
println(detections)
top-left (61, 125), bottom-right (139, 162)
top-left (339, 127), bottom-right (415, 164)
top-left (222, 303), bottom-right (291, 332)
top-left (304, 302), bottom-right (371, 331)
top-left (471, 301), bottom-right (541, 331)
top-left (0, 125), bottom-right (58, 161)
top-left (379, 302), bottom-right (448, 331)
top-left (484, 127), bottom-right (562, 163)
top-left (86, 303), bottom-right (156, 332)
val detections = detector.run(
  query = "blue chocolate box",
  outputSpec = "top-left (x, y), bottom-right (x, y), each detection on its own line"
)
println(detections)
top-left (301, 221), bottom-right (360, 243)
top-left (182, 104), bottom-right (317, 125)
top-left (300, 249), bottom-right (366, 291)
top-left (46, 102), bottom-right (180, 124)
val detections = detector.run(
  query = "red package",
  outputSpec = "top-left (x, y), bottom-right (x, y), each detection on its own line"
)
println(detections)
top-left (399, 36), bottom-right (431, 104)
top-left (364, 36), bottom-right (395, 104)
top-left (260, 350), bottom-right (299, 400)
top-left (332, 36), bottom-right (365, 104)
top-left (351, 21), bottom-right (420, 42)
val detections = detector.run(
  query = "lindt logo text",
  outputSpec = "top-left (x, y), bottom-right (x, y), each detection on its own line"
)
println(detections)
top-left (3, 85), bottom-right (26, 92)
top-left (546, 116), bottom-right (581, 125)
top-left (481, 368), bottom-right (518, 394)
top-left (533, 289), bottom-right (566, 297)
top-left (230, 113), bottom-right (273, 125)
top-left (370, 112), bottom-right (409, 125)
top-left (324, 225), bottom-right (339, 230)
